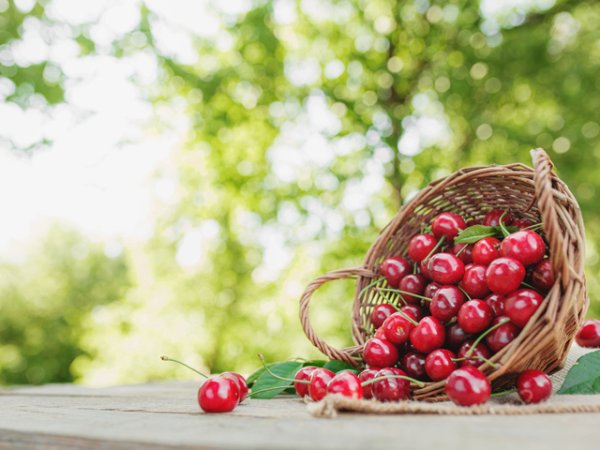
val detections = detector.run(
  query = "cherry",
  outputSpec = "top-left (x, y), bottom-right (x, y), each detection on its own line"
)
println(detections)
top-left (363, 337), bottom-right (399, 368)
top-left (399, 274), bottom-right (426, 304)
top-left (382, 312), bottom-right (415, 345)
top-left (308, 368), bottom-right (335, 401)
top-left (425, 349), bottom-right (456, 381)
top-left (458, 340), bottom-right (491, 367)
top-left (374, 327), bottom-right (386, 339)
top-left (420, 259), bottom-right (432, 279)
top-left (486, 257), bottom-right (526, 295)
top-left (458, 299), bottom-right (493, 334)
top-left (198, 376), bottom-right (240, 413)
top-left (408, 234), bottom-right (438, 262)
top-left (326, 371), bottom-right (363, 399)
top-left (512, 218), bottom-right (533, 229)
top-left (575, 319), bottom-right (600, 348)
top-left (294, 366), bottom-right (317, 397)
top-left (401, 352), bottom-right (428, 381)
top-left (371, 303), bottom-right (397, 328)
top-left (401, 304), bottom-right (426, 322)
top-left (358, 369), bottom-right (378, 399)
top-left (424, 282), bottom-right (442, 299)
top-left (517, 369), bottom-right (552, 404)
top-left (531, 258), bottom-right (554, 292)
top-left (485, 316), bottom-right (518, 352)
top-left (430, 286), bottom-right (465, 321)
top-left (485, 293), bottom-right (506, 317)
top-left (445, 366), bottom-right (491, 406)
top-left (472, 237), bottom-right (500, 266)
top-left (372, 368), bottom-right (411, 402)
top-left (452, 243), bottom-right (473, 264)
top-left (220, 372), bottom-right (249, 402)
top-left (504, 289), bottom-right (543, 328)
top-left (460, 264), bottom-right (490, 299)
top-left (446, 323), bottom-right (471, 350)
top-left (466, 218), bottom-right (482, 227)
top-left (483, 209), bottom-right (513, 227)
top-left (500, 230), bottom-right (546, 267)
top-left (410, 316), bottom-right (446, 353)
top-left (432, 212), bottom-right (466, 240)
top-left (380, 256), bottom-right (411, 288)
top-left (428, 253), bottom-right (465, 285)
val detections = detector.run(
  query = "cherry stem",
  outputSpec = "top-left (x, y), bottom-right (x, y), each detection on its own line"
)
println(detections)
top-left (393, 309), bottom-right (419, 326)
top-left (451, 356), bottom-right (499, 369)
top-left (491, 389), bottom-right (516, 398)
top-left (376, 287), bottom-right (432, 302)
top-left (455, 244), bottom-right (469, 257)
top-left (257, 353), bottom-right (303, 384)
top-left (360, 374), bottom-right (425, 388)
top-left (413, 263), bottom-right (418, 275)
top-left (464, 319), bottom-right (511, 359)
top-left (457, 285), bottom-right (472, 301)
top-left (160, 356), bottom-right (208, 379)
top-left (498, 211), bottom-right (511, 238)
top-left (425, 235), bottom-right (446, 261)
top-left (521, 281), bottom-right (536, 290)
top-left (359, 278), bottom-right (383, 300)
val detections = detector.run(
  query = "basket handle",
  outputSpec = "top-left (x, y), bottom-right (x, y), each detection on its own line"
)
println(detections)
top-left (299, 266), bottom-right (377, 367)
top-left (531, 148), bottom-right (569, 286)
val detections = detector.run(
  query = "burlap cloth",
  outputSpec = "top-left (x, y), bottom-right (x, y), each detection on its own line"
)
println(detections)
top-left (307, 345), bottom-right (600, 418)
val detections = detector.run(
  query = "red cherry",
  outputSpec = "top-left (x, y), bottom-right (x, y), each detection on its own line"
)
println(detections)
top-left (458, 340), bottom-right (491, 367)
top-left (504, 289), bottom-right (543, 328)
top-left (401, 304), bottom-right (426, 322)
top-left (380, 256), bottom-right (411, 288)
top-left (399, 274), bottom-right (426, 304)
top-left (452, 243), bottom-right (473, 264)
top-left (512, 218), bottom-right (533, 229)
top-left (466, 218), bottom-right (482, 227)
top-left (408, 234), bottom-right (438, 262)
top-left (517, 370), bottom-right (552, 404)
top-left (294, 366), bottom-right (317, 397)
top-left (460, 264), bottom-right (491, 299)
top-left (531, 259), bottom-right (554, 292)
top-left (446, 323), bottom-right (471, 350)
top-left (485, 316), bottom-right (519, 352)
top-left (424, 281), bottom-right (442, 299)
top-left (220, 372), bottom-right (249, 402)
top-left (371, 303), bottom-right (397, 328)
top-left (400, 352), bottom-right (428, 381)
top-left (420, 259), bottom-right (432, 279)
top-left (327, 371), bottom-right (363, 399)
top-left (430, 285), bottom-right (465, 321)
top-left (483, 209), bottom-right (513, 227)
top-left (410, 316), bottom-right (446, 353)
top-left (382, 312), bottom-right (415, 345)
top-left (445, 366), bottom-right (491, 406)
top-left (575, 319), bottom-right (600, 348)
top-left (500, 230), bottom-right (546, 267)
top-left (428, 253), bottom-right (465, 284)
top-left (198, 376), bottom-right (240, 413)
top-left (432, 212), bottom-right (466, 240)
top-left (372, 368), bottom-right (411, 402)
top-left (363, 338), bottom-right (399, 368)
top-left (358, 369), bottom-right (378, 399)
top-left (308, 368), bottom-right (335, 401)
top-left (425, 349), bottom-right (457, 381)
top-left (472, 237), bottom-right (500, 266)
top-left (485, 257), bottom-right (526, 295)
top-left (485, 293), bottom-right (506, 317)
top-left (458, 299), bottom-right (493, 334)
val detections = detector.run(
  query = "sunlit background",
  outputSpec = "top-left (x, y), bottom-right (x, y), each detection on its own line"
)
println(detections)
top-left (1, 0), bottom-right (599, 386)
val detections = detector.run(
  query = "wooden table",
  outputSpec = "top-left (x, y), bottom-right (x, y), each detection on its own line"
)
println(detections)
top-left (1, 381), bottom-right (599, 449)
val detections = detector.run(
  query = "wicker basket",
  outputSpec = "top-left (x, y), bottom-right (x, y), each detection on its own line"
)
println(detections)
top-left (299, 148), bottom-right (588, 401)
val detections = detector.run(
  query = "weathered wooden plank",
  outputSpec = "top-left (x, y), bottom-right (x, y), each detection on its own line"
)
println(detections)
top-left (1, 381), bottom-right (600, 450)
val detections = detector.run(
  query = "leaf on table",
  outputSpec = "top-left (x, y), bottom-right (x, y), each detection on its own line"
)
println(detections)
top-left (558, 350), bottom-right (600, 394)
top-left (250, 361), bottom-right (304, 399)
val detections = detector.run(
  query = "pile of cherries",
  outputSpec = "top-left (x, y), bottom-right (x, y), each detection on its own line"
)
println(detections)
top-left (357, 209), bottom-right (555, 406)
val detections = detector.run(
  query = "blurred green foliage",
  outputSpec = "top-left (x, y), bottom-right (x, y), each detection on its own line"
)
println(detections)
top-left (1, 0), bottom-right (600, 385)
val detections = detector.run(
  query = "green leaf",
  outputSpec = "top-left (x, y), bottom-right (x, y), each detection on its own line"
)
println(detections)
top-left (558, 350), bottom-right (600, 394)
top-left (454, 225), bottom-right (497, 244)
top-left (246, 359), bottom-right (326, 387)
top-left (250, 361), bottom-right (303, 399)
top-left (323, 360), bottom-right (358, 373)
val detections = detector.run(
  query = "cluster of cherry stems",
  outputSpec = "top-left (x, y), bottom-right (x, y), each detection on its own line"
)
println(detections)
top-left (162, 210), bottom-right (600, 413)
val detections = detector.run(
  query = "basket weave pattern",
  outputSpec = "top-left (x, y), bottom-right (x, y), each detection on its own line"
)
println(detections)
top-left (300, 149), bottom-right (588, 401)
